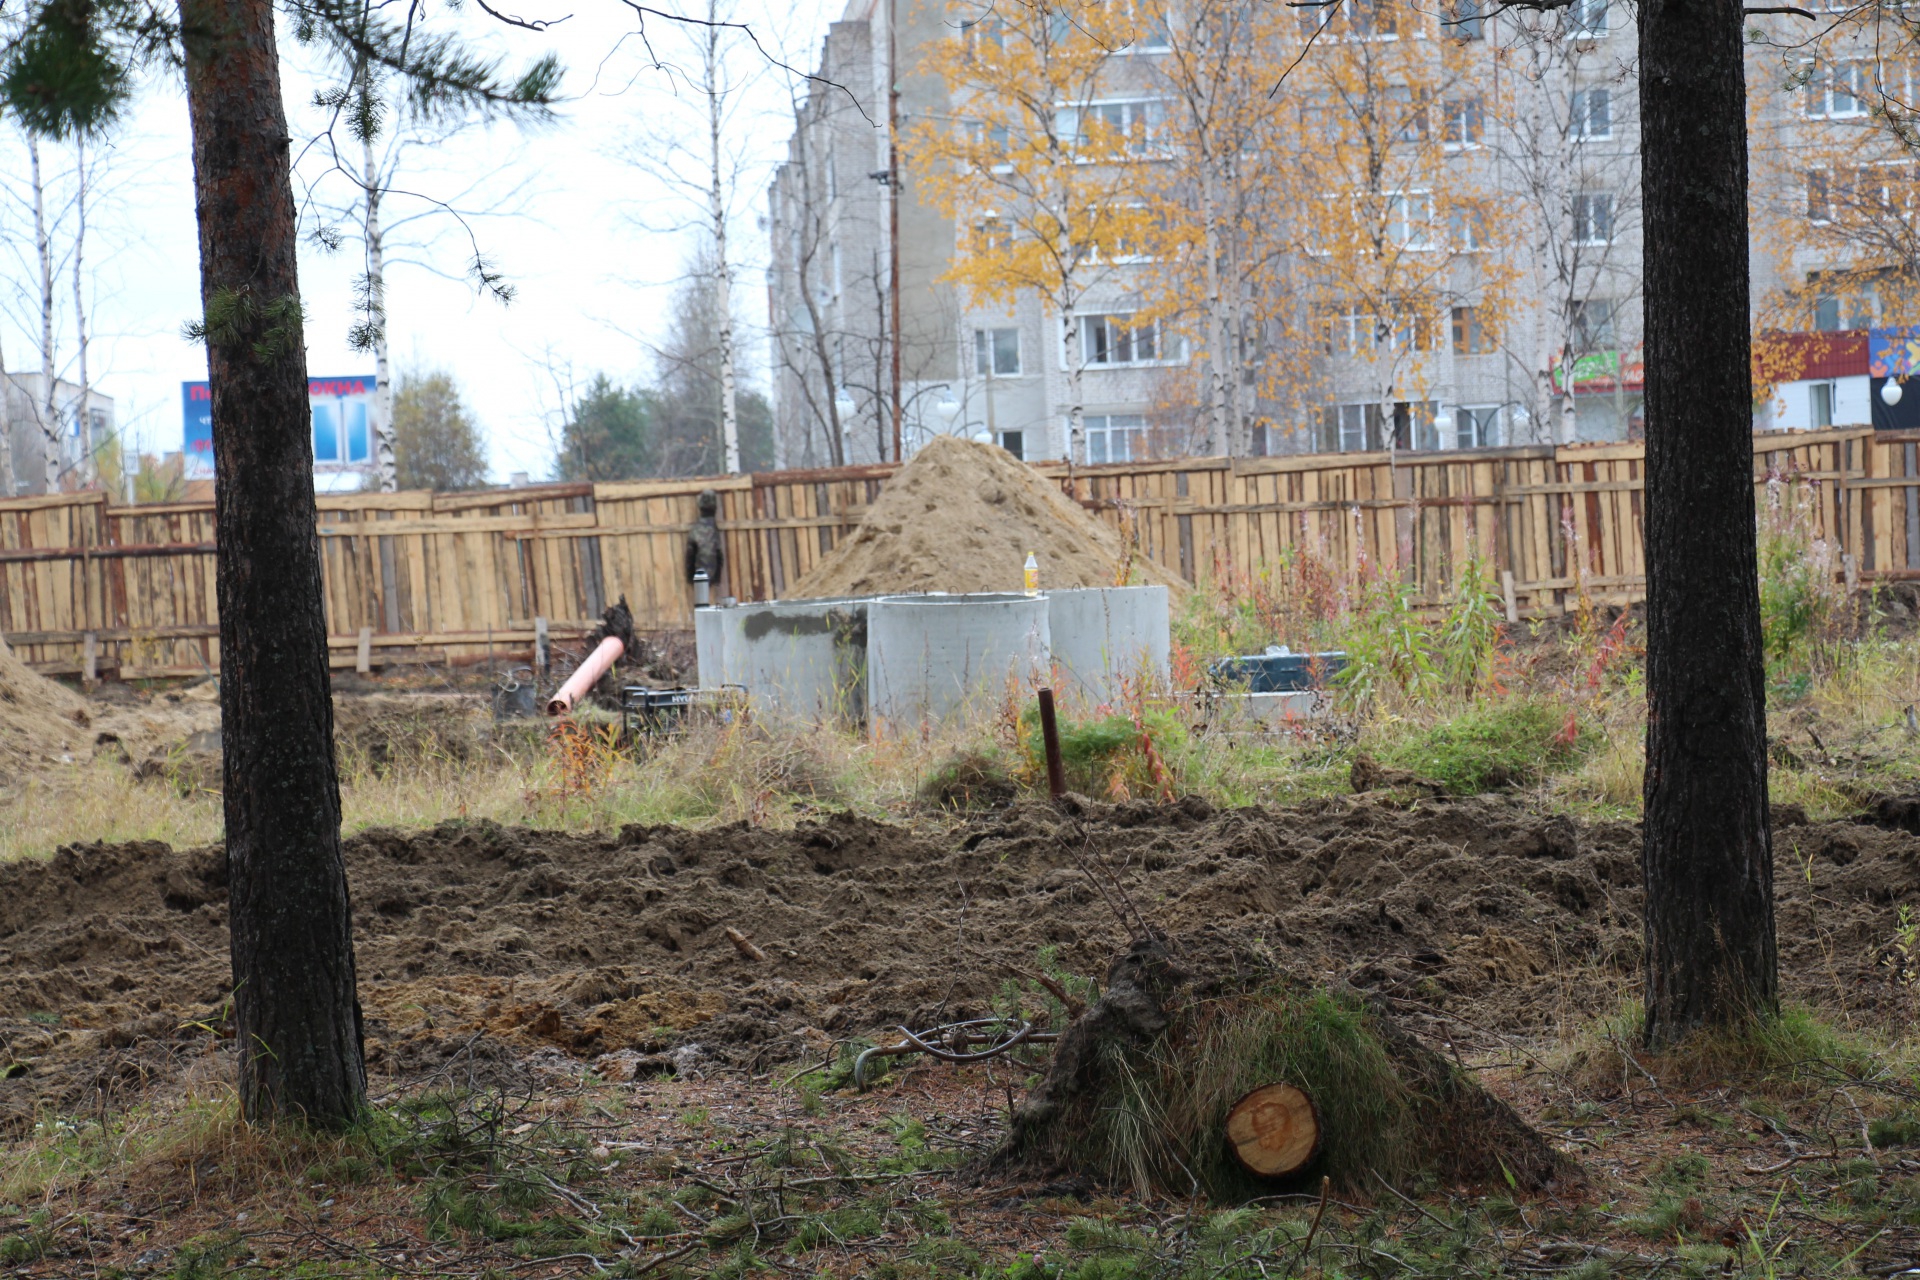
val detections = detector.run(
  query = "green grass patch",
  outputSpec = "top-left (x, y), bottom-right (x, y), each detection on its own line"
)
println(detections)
top-left (1373, 699), bottom-right (1594, 794)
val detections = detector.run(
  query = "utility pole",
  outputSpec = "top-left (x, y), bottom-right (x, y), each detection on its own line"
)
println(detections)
top-left (888, 0), bottom-right (903, 463)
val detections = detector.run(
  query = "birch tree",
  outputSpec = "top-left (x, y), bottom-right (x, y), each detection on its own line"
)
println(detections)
top-left (909, 0), bottom-right (1153, 463)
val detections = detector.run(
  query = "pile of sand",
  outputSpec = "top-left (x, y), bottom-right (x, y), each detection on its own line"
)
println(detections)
top-left (0, 632), bottom-right (88, 766)
top-left (789, 436), bottom-right (1183, 599)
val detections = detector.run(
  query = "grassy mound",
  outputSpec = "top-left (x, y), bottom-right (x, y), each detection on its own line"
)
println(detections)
top-left (1372, 699), bottom-right (1594, 795)
top-left (999, 936), bottom-right (1574, 1200)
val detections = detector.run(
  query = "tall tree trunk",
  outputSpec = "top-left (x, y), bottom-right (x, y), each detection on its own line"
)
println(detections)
top-left (1062, 307), bottom-right (1085, 463)
top-left (364, 118), bottom-right (396, 493)
top-left (73, 137), bottom-right (92, 485)
top-left (1198, 164), bottom-right (1230, 458)
top-left (1638, 0), bottom-right (1776, 1046)
top-left (705, 5), bottom-right (740, 474)
top-left (180, 0), bottom-right (367, 1125)
top-left (32, 139), bottom-right (59, 493)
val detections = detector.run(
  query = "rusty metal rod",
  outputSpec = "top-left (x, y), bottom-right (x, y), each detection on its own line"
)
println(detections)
top-left (1038, 687), bottom-right (1066, 798)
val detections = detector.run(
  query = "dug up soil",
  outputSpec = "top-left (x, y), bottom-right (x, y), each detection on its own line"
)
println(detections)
top-left (1, 793), bottom-right (1916, 1132)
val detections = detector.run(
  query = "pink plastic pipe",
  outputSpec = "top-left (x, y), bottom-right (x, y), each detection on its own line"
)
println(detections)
top-left (546, 635), bottom-right (625, 715)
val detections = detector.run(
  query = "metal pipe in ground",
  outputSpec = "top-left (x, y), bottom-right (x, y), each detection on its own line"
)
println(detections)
top-left (1037, 687), bottom-right (1066, 798)
top-left (546, 635), bottom-right (626, 716)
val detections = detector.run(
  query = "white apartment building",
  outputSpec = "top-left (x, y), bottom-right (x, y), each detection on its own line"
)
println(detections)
top-left (2, 373), bottom-right (113, 496)
top-left (771, 0), bottom-right (1821, 463)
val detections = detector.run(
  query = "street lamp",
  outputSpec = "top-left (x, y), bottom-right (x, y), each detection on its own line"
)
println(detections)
top-left (1883, 379), bottom-right (1904, 408)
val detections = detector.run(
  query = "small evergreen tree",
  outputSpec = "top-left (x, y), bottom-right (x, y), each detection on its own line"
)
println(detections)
top-left (558, 374), bottom-right (655, 480)
top-left (391, 370), bottom-right (489, 490)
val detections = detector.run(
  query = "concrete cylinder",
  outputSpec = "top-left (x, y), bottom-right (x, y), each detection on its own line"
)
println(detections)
top-left (694, 606), bottom-right (731, 689)
top-left (723, 598), bottom-right (869, 723)
top-left (866, 593), bottom-right (1051, 729)
top-left (1044, 585), bottom-right (1171, 709)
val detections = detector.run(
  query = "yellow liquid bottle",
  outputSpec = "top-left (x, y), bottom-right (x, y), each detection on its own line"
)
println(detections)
top-left (1024, 551), bottom-right (1040, 596)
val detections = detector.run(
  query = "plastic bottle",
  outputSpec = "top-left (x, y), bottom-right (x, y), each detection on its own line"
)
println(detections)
top-left (1024, 551), bottom-right (1040, 596)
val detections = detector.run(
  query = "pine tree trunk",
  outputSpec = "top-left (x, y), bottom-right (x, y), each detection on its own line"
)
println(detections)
top-left (1638, 0), bottom-right (1777, 1046)
top-left (180, 0), bottom-right (368, 1125)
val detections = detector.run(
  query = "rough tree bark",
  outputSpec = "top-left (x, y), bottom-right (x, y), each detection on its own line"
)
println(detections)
top-left (1638, 0), bottom-right (1777, 1045)
top-left (180, 0), bottom-right (367, 1124)
top-left (31, 139), bottom-right (59, 493)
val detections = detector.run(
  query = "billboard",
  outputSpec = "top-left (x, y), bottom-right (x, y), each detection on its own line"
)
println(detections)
top-left (183, 375), bottom-right (379, 472)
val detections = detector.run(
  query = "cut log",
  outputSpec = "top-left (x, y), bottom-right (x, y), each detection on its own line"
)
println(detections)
top-left (1225, 1082), bottom-right (1321, 1178)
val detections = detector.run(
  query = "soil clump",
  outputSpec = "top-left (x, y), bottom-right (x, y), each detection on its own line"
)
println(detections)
top-left (788, 435), bottom-right (1182, 598)
top-left (1, 794), bottom-right (1917, 1134)
top-left (0, 632), bottom-right (91, 768)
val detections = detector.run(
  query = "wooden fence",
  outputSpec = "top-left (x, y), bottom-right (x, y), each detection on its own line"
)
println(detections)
top-left (0, 425), bottom-right (1908, 677)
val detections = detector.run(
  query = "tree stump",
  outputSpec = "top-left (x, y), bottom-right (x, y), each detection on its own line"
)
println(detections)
top-left (1225, 1082), bottom-right (1321, 1178)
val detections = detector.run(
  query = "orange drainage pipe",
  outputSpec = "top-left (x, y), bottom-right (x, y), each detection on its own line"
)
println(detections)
top-left (546, 635), bottom-right (625, 716)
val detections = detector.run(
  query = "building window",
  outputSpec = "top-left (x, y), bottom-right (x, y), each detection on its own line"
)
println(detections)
top-left (1387, 190), bottom-right (1434, 248)
top-left (1056, 99), bottom-right (1168, 155)
top-left (1807, 60), bottom-right (1867, 119)
top-left (1807, 168), bottom-right (1830, 222)
top-left (1000, 429), bottom-right (1025, 459)
top-left (1301, 0), bottom-right (1397, 40)
top-left (1449, 204), bottom-right (1488, 251)
top-left (1571, 297), bottom-right (1616, 350)
top-left (1810, 381), bottom-right (1835, 428)
top-left (1571, 87), bottom-right (1611, 139)
top-left (312, 401), bottom-right (370, 465)
top-left (975, 327), bottom-right (1022, 376)
top-left (974, 215), bottom-right (1012, 253)
top-left (1449, 0), bottom-right (1484, 40)
top-left (1442, 96), bottom-right (1484, 147)
top-left (1456, 405), bottom-right (1501, 448)
top-left (1567, 0), bottom-right (1607, 36)
top-left (1388, 85), bottom-right (1430, 141)
top-left (1078, 313), bottom-right (1186, 366)
top-left (1320, 403), bottom-right (1377, 452)
top-left (1084, 413), bottom-right (1145, 463)
top-left (1572, 192), bottom-right (1614, 245)
top-left (1326, 305), bottom-right (1434, 354)
top-left (1451, 305), bottom-right (1494, 354)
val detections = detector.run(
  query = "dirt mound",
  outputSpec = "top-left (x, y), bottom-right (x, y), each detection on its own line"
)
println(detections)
top-left (789, 435), bottom-right (1182, 598)
top-left (0, 632), bottom-right (89, 767)
top-left (2, 796), bottom-right (1917, 1130)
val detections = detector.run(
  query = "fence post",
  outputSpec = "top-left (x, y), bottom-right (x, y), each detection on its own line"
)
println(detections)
top-left (535, 616), bottom-right (550, 676)
top-left (356, 626), bottom-right (373, 676)
top-left (1501, 570), bottom-right (1518, 625)
top-left (82, 632), bottom-right (98, 687)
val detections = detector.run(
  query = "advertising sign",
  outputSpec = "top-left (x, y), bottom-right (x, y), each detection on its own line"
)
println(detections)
top-left (1869, 326), bottom-right (1920, 379)
top-left (183, 375), bottom-right (379, 473)
top-left (1549, 345), bottom-right (1645, 396)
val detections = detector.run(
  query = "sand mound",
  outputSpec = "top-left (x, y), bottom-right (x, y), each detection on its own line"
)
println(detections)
top-left (0, 632), bottom-right (88, 766)
top-left (789, 436), bottom-right (1183, 598)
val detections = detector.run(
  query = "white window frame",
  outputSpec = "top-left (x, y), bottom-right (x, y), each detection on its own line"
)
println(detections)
top-left (1054, 98), bottom-right (1170, 158)
top-left (1572, 192), bottom-right (1614, 246)
top-left (1070, 312), bottom-right (1189, 368)
top-left (1082, 413), bottom-right (1147, 463)
top-left (1455, 405), bottom-right (1502, 449)
top-left (1570, 86), bottom-right (1612, 140)
top-left (1806, 59), bottom-right (1868, 119)
top-left (1567, 0), bottom-right (1608, 37)
top-left (1441, 96), bottom-right (1484, 149)
top-left (1386, 190), bottom-right (1436, 249)
top-left (974, 327), bottom-right (1022, 377)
